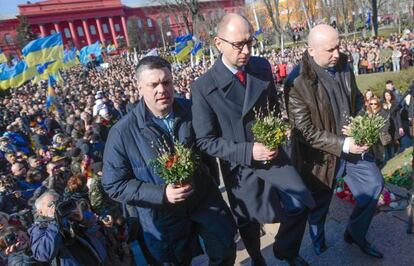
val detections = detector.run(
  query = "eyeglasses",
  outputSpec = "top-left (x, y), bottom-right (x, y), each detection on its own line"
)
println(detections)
top-left (369, 103), bottom-right (379, 106)
top-left (218, 36), bottom-right (257, 51)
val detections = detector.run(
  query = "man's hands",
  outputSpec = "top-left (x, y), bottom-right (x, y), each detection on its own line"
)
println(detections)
top-left (165, 184), bottom-right (193, 204)
top-left (4, 242), bottom-right (20, 256)
top-left (342, 125), bottom-right (351, 136)
top-left (342, 125), bottom-right (370, 154)
top-left (348, 138), bottom-right (369, 154)
top-left (252, 143), bottom-right (279, 161)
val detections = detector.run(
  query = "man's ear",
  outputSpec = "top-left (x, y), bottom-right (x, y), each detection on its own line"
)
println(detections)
top-left (214, 37), bottom-right (222, 53)
top-left (308, 47), bottom-right (314, 57)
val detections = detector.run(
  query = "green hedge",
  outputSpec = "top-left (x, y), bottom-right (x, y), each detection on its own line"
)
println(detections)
top-left (356, 68), bottom-right (414, 96)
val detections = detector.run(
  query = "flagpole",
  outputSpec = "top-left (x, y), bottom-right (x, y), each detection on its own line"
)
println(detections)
top-left (202, 53), bottom-right (206, 67)
top-left (158, 21), bottom-right (167, 52)
top-left (252, 0), bottom-right (264, 51)
top-left (281, 32), bottom-right (284, 56)
top-left (209, 45), bottom-right (214, 65)
top-left (190, 53), bottom-right (194, 68)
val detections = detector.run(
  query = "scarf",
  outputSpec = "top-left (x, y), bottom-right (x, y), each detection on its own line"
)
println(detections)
top-left (309, 55), bottom-right (351, 134)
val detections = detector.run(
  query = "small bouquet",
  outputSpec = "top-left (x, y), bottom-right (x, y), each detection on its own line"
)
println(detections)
top-left (151, 141), bottom-right (197, 185)
top-left (251, 105), bottom-right (289, 150)
top-left (347, 114), bottom-right (386, 146)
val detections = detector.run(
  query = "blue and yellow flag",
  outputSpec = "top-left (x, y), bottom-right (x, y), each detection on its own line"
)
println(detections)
top-left (63, 47), bottom-right (79, 69)
top-left (79, 41), bottom-right (102, 65)
top-left (175, 34), bottom-right (192, 44)
top-left (45, 74), bottom-right (62, 112)
top-left (0, 61), bottom-right (37, 90)
top-left (0, 49), bottom-right (7, 64)
top-left (22, 33), bottom-right (64, 67)
top-left (191, 41), bottom-right (203, 61)
top-left (255, 28), bottom-right (264, 42)
top-left (174, 35), bottom-right (193, 61)
top-left (106, 44), bottom-right (116, 53)
top-left (32, 60), bottom-right (64, 84)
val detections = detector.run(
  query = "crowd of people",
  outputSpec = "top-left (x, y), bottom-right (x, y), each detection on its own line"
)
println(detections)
top-left (0, 16), bottom-right (413, 265)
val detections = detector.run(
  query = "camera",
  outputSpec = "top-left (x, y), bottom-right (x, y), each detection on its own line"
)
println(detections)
top-left (56, 199), bottom-right (77, 218)
top-left (4, 233), bottom-right (17, 246)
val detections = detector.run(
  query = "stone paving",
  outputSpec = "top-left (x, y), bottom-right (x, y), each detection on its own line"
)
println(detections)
top-left (192, 184), bottom-right (414, 266)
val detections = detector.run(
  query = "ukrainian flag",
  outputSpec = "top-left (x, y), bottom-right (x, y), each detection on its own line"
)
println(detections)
top-left (0, 49), bottom-right (7, 64)
top-left (174, 35), bottom-right (193, 61)
top-left (191, 41), bottom-right (203, 61)
top-left (32, 60), bottom-right (64, 84)
top-left (0, 60), bottom-right (37, 90)
top-left (175, 34), bottom-right (193, 44)
top-left (106, 44), bottom-right (116, 53)
top-left (63, 48), bottom-right (79, 69)
top-left (45, 74), bottom-right (61, 111)
top-left (79, 41), bottom-right (102, 65)
top-left (255, 28), bottom-right (264, 42)
top-left (22, 33), bottom-right (64, 67)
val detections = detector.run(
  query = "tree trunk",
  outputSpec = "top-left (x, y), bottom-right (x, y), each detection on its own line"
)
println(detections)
top-left (372, 0), bottom-right (378, 36)
top-left (300, 0), bottom-right (312, 29)
top-left (263, 0), bottom-right (281, 46)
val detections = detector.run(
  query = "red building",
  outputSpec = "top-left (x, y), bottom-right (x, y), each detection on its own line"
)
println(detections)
top-left (0, 0), bottom-right (245, 58)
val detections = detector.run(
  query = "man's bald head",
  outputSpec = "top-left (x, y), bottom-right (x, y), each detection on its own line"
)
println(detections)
top-left (307, 24), bottom-right (340, 68)
top-left (308, 24), bottom-right (339, 49)
top-left (217, 13), bottom-right (253, 39)
top-left (215, 13), bottom-right (254, 68)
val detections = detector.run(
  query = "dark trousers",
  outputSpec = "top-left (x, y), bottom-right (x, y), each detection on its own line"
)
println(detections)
top-left (159, 222), bottom-right (236, 266)
top-left (308, 153), bottom-right (384, 247)
top-left (239, 189), bottom-right (309, 261)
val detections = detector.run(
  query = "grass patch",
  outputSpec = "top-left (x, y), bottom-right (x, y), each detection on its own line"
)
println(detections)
top-left (382, 147), bottom-right (413, 176)
top-left (356, 68), bottom-right (414, 96)
top-left (381, 147), bottom-right (413, 189)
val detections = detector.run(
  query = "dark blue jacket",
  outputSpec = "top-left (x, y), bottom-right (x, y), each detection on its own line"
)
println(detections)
top-left (6, 249), bottom-right (37, 266)
top-left (102, 98), bottom-right (236, 263)
top-left (29, 220), bottom-right (107, 266)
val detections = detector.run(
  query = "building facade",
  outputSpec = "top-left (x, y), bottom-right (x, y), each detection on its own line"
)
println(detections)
top-left (0, 0), bottom-right (245, 58)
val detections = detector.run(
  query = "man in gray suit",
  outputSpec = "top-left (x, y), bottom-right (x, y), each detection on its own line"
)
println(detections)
top-left (192, 14), bottom-right (315, 266)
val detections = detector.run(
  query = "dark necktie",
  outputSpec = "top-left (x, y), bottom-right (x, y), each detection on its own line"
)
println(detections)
top-left (235, 70), bottom-right (246, 86)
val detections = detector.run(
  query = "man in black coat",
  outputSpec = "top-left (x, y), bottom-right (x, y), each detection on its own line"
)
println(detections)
top-left (192, 13), bottom-right (315, 266)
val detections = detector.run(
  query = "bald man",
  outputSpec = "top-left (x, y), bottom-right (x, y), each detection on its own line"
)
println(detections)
top-left (288, 24), bottom-right (384, 259)
top-left (192, 13), bottom-right (315, 265)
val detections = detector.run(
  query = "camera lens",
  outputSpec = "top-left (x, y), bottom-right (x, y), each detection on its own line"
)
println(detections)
top-left (5, 233), bottom-right (17, 246)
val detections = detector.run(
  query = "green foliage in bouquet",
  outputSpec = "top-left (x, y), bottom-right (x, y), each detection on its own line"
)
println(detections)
top-left (251, 106), bottom-right (289, 150)
top-left (349, 114), bottom-right (386, 146)
top-left (151, 142), bottom-right (197, 185)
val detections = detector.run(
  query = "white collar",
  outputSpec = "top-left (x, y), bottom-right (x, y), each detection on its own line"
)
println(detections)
top-left (221, 56), bottom-right (244, 74)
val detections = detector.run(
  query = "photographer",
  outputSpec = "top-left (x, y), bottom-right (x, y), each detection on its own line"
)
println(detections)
top-left (0, 176), bottom-right (27, 215)
top-left (0, 225), bottom-right (37, 266)
top-left (28, 191), bottom-right (107, 265)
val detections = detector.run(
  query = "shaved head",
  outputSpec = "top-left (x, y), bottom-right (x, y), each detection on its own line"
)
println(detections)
top-left (217, 13), bottom-right (253, 38)
top-left (307, 24), bottom-right (340, 68)
top-left (308, 24), bottom-right (339, 49)
top-left (215, 13), bottom-right (253, 68)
